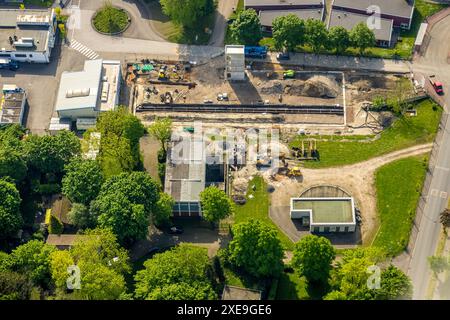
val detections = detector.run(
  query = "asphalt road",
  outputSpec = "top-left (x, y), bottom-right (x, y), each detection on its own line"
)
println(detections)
top-left (208, 0), bottom-right (239, 46)
top-left (408, 14), bottom-right (450, 300)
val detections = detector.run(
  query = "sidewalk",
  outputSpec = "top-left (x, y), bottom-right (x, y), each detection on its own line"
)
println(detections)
top-left (266, 52), bottom-right (412, 73)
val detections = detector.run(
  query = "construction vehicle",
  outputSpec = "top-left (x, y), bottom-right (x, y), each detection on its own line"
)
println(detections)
top-left (283, 70), bottom-right (295, 79)
top-left (244, 46), bottom-right (268, 59)
top-left (429, 75), bottom-right (444, 95)
top-left (0, 58), bottom-right (19, 71)
top-left (287, 167), bottom-right (302, 178)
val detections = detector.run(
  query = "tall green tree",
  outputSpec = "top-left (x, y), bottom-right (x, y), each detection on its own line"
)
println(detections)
top-left (67, 203), bottom-right (95, 229)
top-left (229, 9), bottom-right (262, 45)
top-left (154, 192), bottom-right (175, 226)
top-left (91, 193), bottom-right (148, 244)
top-left (0, 179), bottom-right (23, 238)
top-left (328, 26), bottom-right (350, 54)
top-left (199, 186), bottom-right (234, 224)
top-left (0, 124), bottom-right (26, 149)
top-left (160, 0), bottom-right (214, 28)
top-left (90, 172), bottom-right (160, 243)
top-left (134, 244), bottom-right (217, 300)
top-left (50, 228), bottom-right (130, 300)
top-left (325, 248), bottom-right (411, 300)
top-left (62, 157), bottom-right (104, 205)
top-left (305, 18), bottom-right (329, 53)
top-left (227, 219), bottom-right (284, 278)
top-left (148, 117), bottom-right (172, 153)
top-left (23, 130), bottom-right (81, 176)
top-left (7, 240), bottom-right (56, 288)
top-left (272, 14), bottom-right (305, 51)
top-left (0, 147), bottom-right (27, 183)
top-left (292, 235), bottom-right (336, 284)
top-left (96, 107), bottom-right (145, 177)
top-left (375, 265), bottom-right (413, 300)
top-left (350, 22), bottom-right (376, 54)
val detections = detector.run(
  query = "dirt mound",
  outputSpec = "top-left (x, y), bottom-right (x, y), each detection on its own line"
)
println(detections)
top-left (282, 76), bottom-right (340, 98)
top-left (260, 81), bottom-right (284, 95)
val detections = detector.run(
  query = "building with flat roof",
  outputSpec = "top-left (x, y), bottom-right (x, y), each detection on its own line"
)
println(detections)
top-left (225, 45), bottom-right (245, 81)
top-left (54, 59), bottom-right (121, 127)
top-left (259, 8), bottom-right (325, 30)
top-left (0, 84), bottom-right (26, 125)
top-left (245, 0), bottom-right (325, 31)
top-left (331, 0), bottom-right (415, 29)
top-left (245, 0), bottom-right (324, 11)
top-left (328, 9), bottom-right (394, 47)
top-left (165, 131), bottom-right (206, 217)
top-left (165, 130), bottom-right (226, 217)
top-left (290, 197), bottom-right (356, 232)
top-left (0, 8), bottom-right (56, 63)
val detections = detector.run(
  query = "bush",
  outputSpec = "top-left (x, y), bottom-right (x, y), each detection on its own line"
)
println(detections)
top-left (48, 215), bottom-right (64, 235)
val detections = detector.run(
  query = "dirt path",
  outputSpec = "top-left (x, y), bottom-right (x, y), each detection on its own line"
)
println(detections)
top-left (269, 143), bottom-right (433, 244)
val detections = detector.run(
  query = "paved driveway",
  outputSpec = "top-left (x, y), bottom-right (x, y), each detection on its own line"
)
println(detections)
top-left (0, 44), bottom-right (85, 134)
top-left (68, 0), bottom-right (224, 62)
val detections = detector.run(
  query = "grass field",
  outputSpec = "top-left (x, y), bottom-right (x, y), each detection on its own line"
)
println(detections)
top-left (373, 155), bottom-right (428, 256)
top-left (275, 272), bottom-right (309, 300)
top-left (233, 176), bottom-right (294, 250)
top-left (290, 99), bottom-right (442, 168)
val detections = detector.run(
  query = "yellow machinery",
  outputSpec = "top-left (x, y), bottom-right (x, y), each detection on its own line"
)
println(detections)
top-left (287, 167), bottom-right (302, 177)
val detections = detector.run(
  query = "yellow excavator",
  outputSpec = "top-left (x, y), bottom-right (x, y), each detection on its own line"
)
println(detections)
top-left (287, 166), bottom-right (302, 178)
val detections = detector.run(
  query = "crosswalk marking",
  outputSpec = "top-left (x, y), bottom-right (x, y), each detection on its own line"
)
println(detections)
top-left (69, 40), bottom-right (100, 60)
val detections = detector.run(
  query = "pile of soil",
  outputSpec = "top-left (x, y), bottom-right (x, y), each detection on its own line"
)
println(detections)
top-left (260, 81), bottom-right (284, 95)
top-left (259, 76), bottom-right (340, 98)
top-left (284, 76), bottom-right (340, 98)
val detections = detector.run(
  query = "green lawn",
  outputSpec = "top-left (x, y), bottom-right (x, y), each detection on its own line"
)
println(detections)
top-left (259, 0), bottom-right (447, 60)
top-left (233, 176), bottom-right (294, 250)
top-left (275, 272), bottom-right (309, 300)
top-left (93, 6), bottom-right (129, 34)
top-left (143, 0), bottom-right (214, 45)
top-left (290, 99), bottom-right (442, 168)
top-left (373, 155), bottom-right (428, 256)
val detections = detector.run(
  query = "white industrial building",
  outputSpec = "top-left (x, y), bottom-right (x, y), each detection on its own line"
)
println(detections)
top-left (225, 45), bottom-right (245, 81)
top-left (54, 59), bottom-right (121, 130)
top-left (0, 84), bottom-right (27, 126)
top-left (290, 197), bottom-right (357, 233)
top-left (0, 8), bottom-right (56, 63)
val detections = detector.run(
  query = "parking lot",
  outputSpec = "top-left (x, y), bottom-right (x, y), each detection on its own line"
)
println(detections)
top-left (0, 43), bottom-right (86, 134)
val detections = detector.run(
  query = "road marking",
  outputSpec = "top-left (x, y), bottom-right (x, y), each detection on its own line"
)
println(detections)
top-left (430, 189), bottom-right (438, 197)
top-left (435, 166), bottom-right (450, 171)
top-left (440, 191), bottom-right (448, 199)
top-left (69, 40), bottom-right (100, 60)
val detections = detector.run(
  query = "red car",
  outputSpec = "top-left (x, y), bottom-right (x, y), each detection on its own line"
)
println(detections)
top-left (429, 75), bottom-right (444, 95)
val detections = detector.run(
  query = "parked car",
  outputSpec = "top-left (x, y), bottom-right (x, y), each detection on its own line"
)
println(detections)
top-left (277, 52), bottom-right (290, 60)
top-left (168, 226), bottom-right (184, 235)
top-left (429, 75), bottom-right (444, 95)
